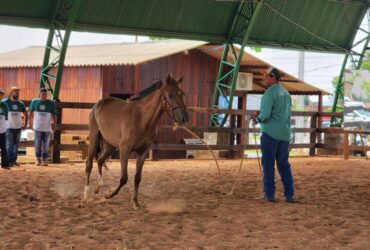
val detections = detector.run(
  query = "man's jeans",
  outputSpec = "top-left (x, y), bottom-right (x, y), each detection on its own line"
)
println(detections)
top-left (0, 133), bottom-right (10, 167)
top-left (34, 131), bottom-right (51, 161)
top-left (260, 132), bottom-right (294, 200)
top-left (6, 128), bottom-right (22, 164)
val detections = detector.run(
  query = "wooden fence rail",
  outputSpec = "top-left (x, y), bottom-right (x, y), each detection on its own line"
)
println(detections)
top-left (19, 102), bottom-right (368, 162)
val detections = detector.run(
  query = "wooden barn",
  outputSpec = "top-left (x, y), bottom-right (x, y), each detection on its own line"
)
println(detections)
top-left (0, 40), bottom-right (327, 158)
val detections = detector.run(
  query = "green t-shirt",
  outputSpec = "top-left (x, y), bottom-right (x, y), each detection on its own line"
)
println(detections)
top-left (257, 83), bottom-right (291, 141)
top-left (0, 102), bottom-right (8, 133)
top-left (29, 98), bottom-right (56, 132)
top-left (3, 98), bottom-right (26, 129)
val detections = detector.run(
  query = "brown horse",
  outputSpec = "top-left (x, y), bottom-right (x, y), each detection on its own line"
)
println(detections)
top-left (85, 74), bottom-right (189, 209)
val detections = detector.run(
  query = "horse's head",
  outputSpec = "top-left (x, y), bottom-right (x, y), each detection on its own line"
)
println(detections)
top-left (161, 74), bottom-right (189, 125)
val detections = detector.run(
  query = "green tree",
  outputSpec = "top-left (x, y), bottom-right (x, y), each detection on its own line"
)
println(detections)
top-left (331, 53), bottom-right (370, 101)
top-left (149, 36), bottom-right (168, 41)
top-left (360, 51), bottom-right (370, 71)
top-left (359, 52), bottom-right (370, 101)
top-left (331, 75), bottom-right (339, 88)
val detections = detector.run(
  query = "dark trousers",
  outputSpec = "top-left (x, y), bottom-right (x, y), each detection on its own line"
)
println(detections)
top-left (0, 132), bottom-right (10, 167)
top-left (260, 132), bottom-right (294, 200)
top-left (34, 131), bottom-right (51, 161)
top-left (5, 128), bottom-right (22, 165)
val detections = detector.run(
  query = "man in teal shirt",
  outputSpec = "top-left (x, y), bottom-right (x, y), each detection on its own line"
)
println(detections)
top-left (3, 87), bottom-right (28, 167)
top-left (0, 89), bottom-right (10, 169)
top-left (252, 67), bottom-right (295, 203)
top-left (29, 88), bottom-right (57, 166)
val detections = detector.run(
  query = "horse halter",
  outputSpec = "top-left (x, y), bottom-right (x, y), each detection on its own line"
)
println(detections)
top-left (160, 90), bottom-right (183, 123)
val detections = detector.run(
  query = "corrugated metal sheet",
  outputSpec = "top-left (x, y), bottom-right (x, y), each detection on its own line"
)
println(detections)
top-left (0, 66), bottom-right (101, 124)
top-left (0, 40), bottom-right (207, 67)
top-left (0, 0), bottom-right (367, 53)
top-left (199, 45), bottom-right (330, 95)
top-left (0, 40), bottom-right (329, 94)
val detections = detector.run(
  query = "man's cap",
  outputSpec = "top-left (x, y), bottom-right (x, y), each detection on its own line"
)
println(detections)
top-left (266, 67), bottom-right (281, 80)
top-left (8, 86), bottom-right (20, 96)
top-left (39, 87), bottom-right (48, 93)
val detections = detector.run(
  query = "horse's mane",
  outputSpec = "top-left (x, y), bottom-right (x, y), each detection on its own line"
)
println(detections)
top-left (128, 80), bottom-right (163, 101)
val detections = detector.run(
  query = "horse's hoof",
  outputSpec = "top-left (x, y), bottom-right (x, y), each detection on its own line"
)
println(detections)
top-left (83, 186), bottom-right (90, 201)
top-left (94, 186), bottom-right (101, 194)
top-left (132, 201), bottom-right (142, 210)
top-left (104, 194), bottom-right (112, 199)
top-left (133, 204), bottom-right (141, 210)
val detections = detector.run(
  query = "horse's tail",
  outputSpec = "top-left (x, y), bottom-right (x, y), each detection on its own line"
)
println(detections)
top-left (91, 104), bottom-right (102, 160)
top-left (85, 105), bottom-right (101, 189)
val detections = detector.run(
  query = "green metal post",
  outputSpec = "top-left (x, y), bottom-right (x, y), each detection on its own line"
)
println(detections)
top-left (40, 28), bottom-right (55, 89)
top-left (330, 54), bottom-right (348, 126)
top-left (53, 0), bottom-right (82, 100)
top-left (330, 10), bottom-right (370, 127)
top-left (357, 12), bottom-right (370, 68)
top-left (210, 0), bottom-right (264, 127)
top-left (39, 0), bottom-right (62, 90)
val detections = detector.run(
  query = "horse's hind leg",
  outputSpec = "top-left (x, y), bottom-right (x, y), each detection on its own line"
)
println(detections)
top-left (85, 112), bottom-right (100, 200)
top-left (105, 146), bottom-right (129, 199)
top-left (131, 148), bottom-right (149, 210)
top-left (95, 142), bottom-right (115, 194)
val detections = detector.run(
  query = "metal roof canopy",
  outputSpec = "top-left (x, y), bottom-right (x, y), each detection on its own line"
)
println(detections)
top-left (0, 0), bottom-right (369, 127)
top-left (0, 40), bottom-right (329, 95)
top-left (0, 0), bottom-right (368, 54)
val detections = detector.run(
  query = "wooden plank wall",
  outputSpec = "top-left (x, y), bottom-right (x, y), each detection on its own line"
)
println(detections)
top-left (100, 49), bottom-right (219, 158)
top-left (142, 49), bottom-right (219, 158)
top-left (0, 48), bottom-right (220, 159)
top-left (0, 67), bottom-right (102, 124)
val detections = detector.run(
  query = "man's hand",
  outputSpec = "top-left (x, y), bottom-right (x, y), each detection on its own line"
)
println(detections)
top-left (251, 111), bottom-right (260, 125)
top-left (51, 123), bottom-right (56, 132)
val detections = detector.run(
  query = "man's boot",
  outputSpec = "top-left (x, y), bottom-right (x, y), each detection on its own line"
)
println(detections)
top-left (42, 159), bottom-right (48, 166)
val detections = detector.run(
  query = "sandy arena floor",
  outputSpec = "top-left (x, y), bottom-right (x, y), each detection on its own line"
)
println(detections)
top-left (0, 157), bottom-right (369, 249)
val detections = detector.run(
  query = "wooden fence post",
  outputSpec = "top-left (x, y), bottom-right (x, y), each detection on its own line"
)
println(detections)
top-left (52, 99), bottom-right (62, 163)
top-left (309, 114), bottom-right (317, 156)
top-left (343, 131), bottom-right (349, 160)
top-left (229, 114), bottom-right (236, 158)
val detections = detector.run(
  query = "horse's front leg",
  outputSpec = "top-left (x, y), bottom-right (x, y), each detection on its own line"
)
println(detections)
top-left (131, 148), bottom-right (149, 210)
top-left (105, 146), bottom-right (129, 199)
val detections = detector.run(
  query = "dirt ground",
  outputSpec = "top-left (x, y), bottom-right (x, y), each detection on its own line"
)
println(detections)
top-left (0, 157), bottom-right (369, 249)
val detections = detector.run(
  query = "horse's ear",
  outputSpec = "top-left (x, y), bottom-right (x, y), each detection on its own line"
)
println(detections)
top-left (166, 73), bottom-right (173, 83)
top-left (177, 77), bottom-right (184, 84)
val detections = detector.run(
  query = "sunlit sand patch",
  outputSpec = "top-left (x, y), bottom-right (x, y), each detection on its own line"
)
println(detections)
top-left (146, 199), bottom-right (187, 214)
top-left (51, 183), bottom-right (79, 198)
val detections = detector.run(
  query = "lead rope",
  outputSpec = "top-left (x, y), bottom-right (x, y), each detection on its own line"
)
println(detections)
top-left (227, 119), bottom-right (250, 195)
top-left (253, 120), bottom-right (263, 178)
top-left (227, 119), bottom-right (263, 194)
top-left (173, 123), bottom-right (222, 182)
top-left (174, 120), bottom-right (263, 194)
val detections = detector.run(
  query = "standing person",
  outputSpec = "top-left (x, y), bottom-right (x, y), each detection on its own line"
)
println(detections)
top-left (0, 89), bottom-right (10, 169)
top-left (3, 86), bottom-right (28, 167)
top-left (252, 67), bottom-right (295, 203)
top-left (29, 88), bottom-right (56, 166)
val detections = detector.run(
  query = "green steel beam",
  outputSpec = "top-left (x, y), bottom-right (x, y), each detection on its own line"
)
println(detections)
top-left (357, 11), bottom-right (370, 68)
top-left (330, 9), bottom-right (370, 127)
top-left (53, 0), bottom-right (81, 100)
top-left (39, 0), bottom-right (82, 100)
top-left (330, 54), bottom-right (348, 127)
top-left (39, 0), bottom-right (62, 90)
top-left (210, 0), bottom-right (263, 127)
